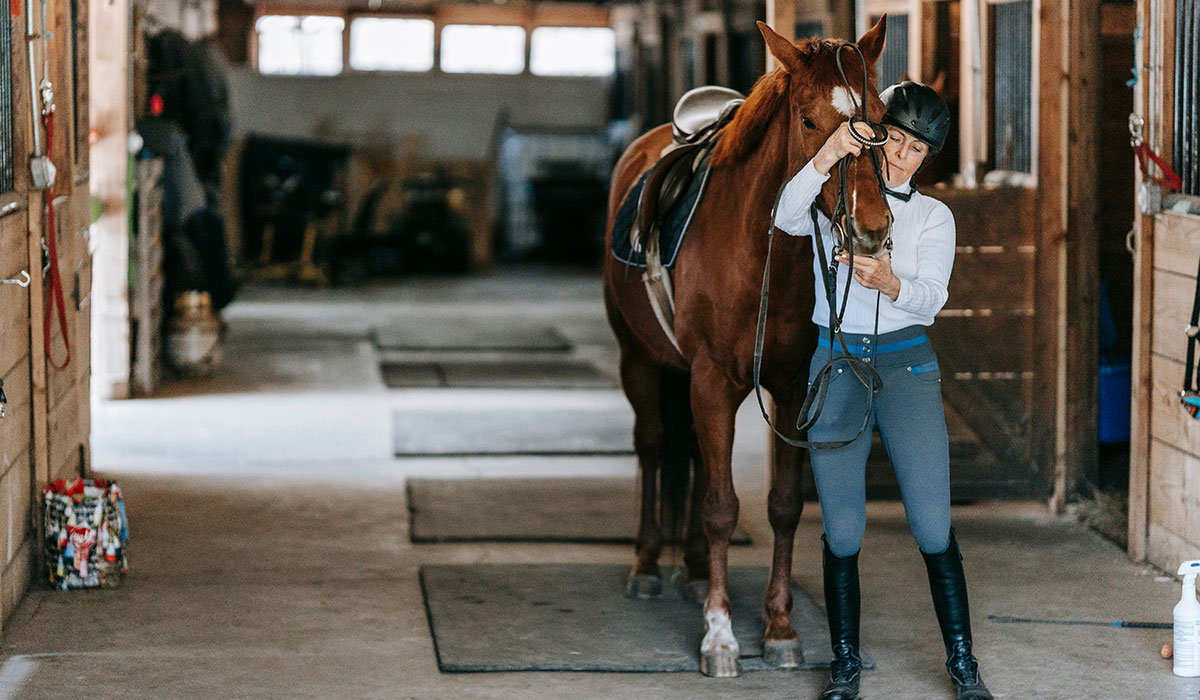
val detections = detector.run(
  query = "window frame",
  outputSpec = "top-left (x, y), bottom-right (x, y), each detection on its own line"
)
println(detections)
top-left (250, 4), bottom-right (613, 79)
top-left (528, 25), bottom-right (617, 78)
top-left (251, 8), bottom-right (350, 77)
top-left (346, 14), bottom-right (436, 74)
top-left (439, 23), bottom-right (528, 75)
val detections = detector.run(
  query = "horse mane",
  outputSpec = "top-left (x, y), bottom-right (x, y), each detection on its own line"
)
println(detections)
top-left (710, 69), bottom-right (788, 167)
top-left (710, 38), bottom-right (862, 167)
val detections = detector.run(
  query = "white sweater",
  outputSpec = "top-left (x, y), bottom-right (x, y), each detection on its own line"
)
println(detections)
top-left (771, 160), bottom-right (957, 334)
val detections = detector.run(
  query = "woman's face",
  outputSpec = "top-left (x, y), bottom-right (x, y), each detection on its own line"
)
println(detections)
top-left (882, 125), bottom-right (929, 188)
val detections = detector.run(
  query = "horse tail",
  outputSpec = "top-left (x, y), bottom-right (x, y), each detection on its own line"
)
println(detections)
top-left (658, 368), bottom-right (696, 549)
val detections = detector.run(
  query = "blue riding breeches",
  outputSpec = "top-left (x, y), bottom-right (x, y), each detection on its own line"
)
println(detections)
top-left (805, 324), bottom-right (952, 558)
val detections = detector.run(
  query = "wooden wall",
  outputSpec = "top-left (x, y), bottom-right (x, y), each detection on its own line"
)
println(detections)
top-left (0, 0), bottom-right (93, 628)
top-left (1136, 212), bottom-right (1200, 569)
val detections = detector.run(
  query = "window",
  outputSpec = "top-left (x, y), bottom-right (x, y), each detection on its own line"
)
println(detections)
top-left (440, 24), bottom-right (525, 74)
top-left (350, 18), bottom-right (434, 72)
top-left (1, 6), bottom-right (13, 192)
top-left (1174, 0), bottom-right (1199, 194)
top-left (530, 27), bottom-right (615, 77)
top-left (874, 13), bottom-right (908, 90)
top-left (256, 15), bottom-right (345, 76)
top-left (989, 0), bottom-right (1033, 173)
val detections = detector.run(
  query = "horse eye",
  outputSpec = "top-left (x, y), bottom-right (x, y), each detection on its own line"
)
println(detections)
top-left (801, 117), bottom-right (817, 130)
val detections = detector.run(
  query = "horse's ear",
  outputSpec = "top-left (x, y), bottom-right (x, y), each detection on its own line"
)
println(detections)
top-left (857, 14), bottom-right (887, 66)
top-left (757, 21), bottom-right (804, 73)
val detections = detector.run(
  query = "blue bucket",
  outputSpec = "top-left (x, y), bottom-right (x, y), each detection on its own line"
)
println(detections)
top-left (1098, 360), bottom-right (1132, 444)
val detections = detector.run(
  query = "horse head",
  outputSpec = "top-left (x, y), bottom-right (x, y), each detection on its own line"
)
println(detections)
top-left (759, 17), bottom-right (893, 258)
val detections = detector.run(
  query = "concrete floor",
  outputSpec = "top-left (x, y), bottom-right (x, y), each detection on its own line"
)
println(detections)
top-left (0, 267), bottom-right (1194, 699)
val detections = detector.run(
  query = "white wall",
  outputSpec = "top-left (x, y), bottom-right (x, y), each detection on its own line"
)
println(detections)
top-left (225, 68), bottom-right (613, 160)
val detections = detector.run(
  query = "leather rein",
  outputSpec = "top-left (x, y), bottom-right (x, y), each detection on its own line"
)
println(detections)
top-left (753, 42), bottom-right (896, 450)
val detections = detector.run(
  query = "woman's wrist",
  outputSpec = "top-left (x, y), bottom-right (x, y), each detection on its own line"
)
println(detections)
top-left (884, 276), bottom-right (901, 301)
top-left (812, 149), bottom-right (837, 175)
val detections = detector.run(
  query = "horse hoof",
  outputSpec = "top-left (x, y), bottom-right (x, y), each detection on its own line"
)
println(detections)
top-left (680, 579), bottom-right (709, 604)
top-left (624, 574), bottom-right (663, 599)
top-left (762, 639), bottom-right (803, 669)
top-left (700, 650), bottom-right (741, 678)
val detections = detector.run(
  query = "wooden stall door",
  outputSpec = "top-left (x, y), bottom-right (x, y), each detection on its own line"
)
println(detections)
top-left (928, 186), bottom-right (1044, 499)
top-left (1141, 211), bottom-right (1200, 570)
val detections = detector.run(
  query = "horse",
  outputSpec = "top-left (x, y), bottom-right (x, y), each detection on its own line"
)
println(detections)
top-left (602, 18), bottom-right (893, 677)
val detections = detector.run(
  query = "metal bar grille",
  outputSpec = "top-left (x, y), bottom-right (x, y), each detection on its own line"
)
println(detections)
top-left (1, 7), bottom-right (14, 193)
top-left (1176, 0), bottom-right (1199, 194)
top-left (991, 1), bottom-right (1033, 173)
top-left (875, 13), bottom-right (908, 90)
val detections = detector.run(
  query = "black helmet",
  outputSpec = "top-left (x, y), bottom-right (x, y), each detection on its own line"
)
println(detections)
top-left (880, 81), bottom-right (951, 153)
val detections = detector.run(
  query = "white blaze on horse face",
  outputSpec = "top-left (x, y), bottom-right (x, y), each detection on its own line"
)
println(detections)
top-left (701, 608), bottom-right (739, 655)
top-left (831, 86), bottom-right (861, 117)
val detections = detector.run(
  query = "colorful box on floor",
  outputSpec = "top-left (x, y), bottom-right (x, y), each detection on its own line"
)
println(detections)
top-left (43, 478), bottom-right (129, 589)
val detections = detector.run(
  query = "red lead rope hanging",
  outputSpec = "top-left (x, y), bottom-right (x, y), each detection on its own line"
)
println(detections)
top-left (41, 108), bottom-right (71, 370)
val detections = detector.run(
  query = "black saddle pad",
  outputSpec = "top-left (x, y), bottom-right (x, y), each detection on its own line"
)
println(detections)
top-left (610, 159), bottom-right (713, 270)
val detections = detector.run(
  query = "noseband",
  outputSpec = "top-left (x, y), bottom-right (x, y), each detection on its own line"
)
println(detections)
top-left (752, 41), bottom-right (894, 451)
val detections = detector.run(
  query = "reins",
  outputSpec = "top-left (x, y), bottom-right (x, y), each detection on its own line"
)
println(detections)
top-left (752, 42), bottom-right (893, 450)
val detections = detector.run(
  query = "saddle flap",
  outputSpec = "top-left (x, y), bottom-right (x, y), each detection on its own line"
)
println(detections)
top-left (636, 144), bottom-right (706, 243)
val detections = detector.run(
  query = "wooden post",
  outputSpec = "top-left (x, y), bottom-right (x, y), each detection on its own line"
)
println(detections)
top-left (1127, 0), bottom-right (1171, 562)
top-left (1036, 0), bottom-right (1102, 512)
top-left (958, 0), bottom-right (981, 186)
top-left (88, 0), bottom-right (130, 400)
top-left (1064, 0), bottom-right (1102, 500)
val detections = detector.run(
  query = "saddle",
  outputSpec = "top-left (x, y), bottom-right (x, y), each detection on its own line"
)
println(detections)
top-left (628, 86), bottom-right (745, 353)
top-left (632, 86), bottom-right (745, 253)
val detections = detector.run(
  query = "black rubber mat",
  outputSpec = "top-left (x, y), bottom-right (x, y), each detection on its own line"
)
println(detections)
top-left (393, 405), bottom-right (635, 457)
top-left (407, 477), bottom-right (750, 544)
top-left (381, 359), bottom-right (616, 389)
top-left (372, 322), bottom-right (571, 352)
top-left (420, 564), bottom-right (874, 673)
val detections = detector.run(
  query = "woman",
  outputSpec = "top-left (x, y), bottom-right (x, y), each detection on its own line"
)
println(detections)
top-left (772, 82), bottom-right (993, 700)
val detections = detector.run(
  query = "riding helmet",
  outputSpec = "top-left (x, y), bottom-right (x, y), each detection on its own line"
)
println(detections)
top-left (880, 81), bottom-right (951, 153)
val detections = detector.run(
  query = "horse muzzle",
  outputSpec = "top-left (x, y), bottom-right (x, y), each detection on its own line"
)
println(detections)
top-left (840, 217), bottom-right (893, 259)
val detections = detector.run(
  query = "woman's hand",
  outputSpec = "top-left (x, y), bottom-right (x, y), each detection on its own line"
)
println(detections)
top-left (812, 121), bottom-right (876, 175)
top-left (835, 251), bottom-right (902, 300)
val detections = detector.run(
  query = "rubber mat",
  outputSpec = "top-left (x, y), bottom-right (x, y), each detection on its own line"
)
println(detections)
top-left (407, 477), bottom-right (750, 544)
top-left (381, 359), bottom-right (616, 389)
top-left (372, 322), bottom-right (571, 352)
top-left (393, 405), bottom-right (635, 457)
top-left (420, 563), bottom-right (874, 673)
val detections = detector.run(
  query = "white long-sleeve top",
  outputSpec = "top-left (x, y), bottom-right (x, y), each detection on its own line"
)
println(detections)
top-left (771, 160), bottom-right (956, 334)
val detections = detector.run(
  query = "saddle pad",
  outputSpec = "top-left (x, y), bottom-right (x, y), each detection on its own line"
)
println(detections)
top-left (420, 564), bottom-right (875, 673)
top-left (406, 477), bottom-right (751, 544)
top-left (610, 161), bottom-right (713, 270)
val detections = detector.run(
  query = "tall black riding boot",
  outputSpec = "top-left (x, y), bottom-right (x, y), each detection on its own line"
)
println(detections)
top-left (819, 536), bottom-right (862, 700)
top-left (922, 529), bottom-right (994, 700)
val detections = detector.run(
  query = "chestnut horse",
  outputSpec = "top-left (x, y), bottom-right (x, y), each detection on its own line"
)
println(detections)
top-left (603, 19), bottom-right (893, 676)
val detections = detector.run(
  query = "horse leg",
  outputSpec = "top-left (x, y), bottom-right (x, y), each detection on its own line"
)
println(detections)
top-left (680, 445), bottom-right (709, 604)
top-left (762, 391), bottom-right (807, 669)
top-left (690, 358), bottom-right (742, 678)
top-left (621, 352), bottom-right (666, 599)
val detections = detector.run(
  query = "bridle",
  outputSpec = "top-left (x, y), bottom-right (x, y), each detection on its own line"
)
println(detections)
top-left (753, 42), bottom-right (895, 451)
